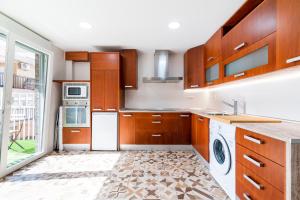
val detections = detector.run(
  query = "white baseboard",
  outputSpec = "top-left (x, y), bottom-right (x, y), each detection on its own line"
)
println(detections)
top-left (63, 144), bottom-right (90, 151)
top-left (120, 145), bottom-right (193, 151)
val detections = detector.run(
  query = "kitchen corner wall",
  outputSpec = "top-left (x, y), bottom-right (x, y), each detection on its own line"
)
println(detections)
top-left (125, 51), bottom-right (205, 109)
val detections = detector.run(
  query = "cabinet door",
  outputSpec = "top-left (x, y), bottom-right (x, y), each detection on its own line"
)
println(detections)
top-left (163, 116), bottom-right (179, 144)
top-left (191, 114), bottom-right (198, 148)
top-left (119, 113), bottom-right (135, 144)
top-left (104, 70), bottom-right (119, 111)
top-left (222, 0), bottom-right (276, 60)
top-left (90, 52), bottom-right (119, 70)
top-left (120, 49), bottom-right (138, 89)
top-left (91, 70), bottom-right (105, 112)
top-left (196, 116), bottom-right (209, 162)
top-left (205, 29), bottom-right (221, 67)
top-left (63, 127), bottom-right (91, 144)
top-left (184, 46), bottom-right (205, 89)
top-left (177, 114), bottom-right (191, 144)
top-left (277, 0), bottom-right (300, 68)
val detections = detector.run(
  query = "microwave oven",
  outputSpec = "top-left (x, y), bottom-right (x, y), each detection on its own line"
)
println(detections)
top-left (63, 82), bottom-right (90, 100)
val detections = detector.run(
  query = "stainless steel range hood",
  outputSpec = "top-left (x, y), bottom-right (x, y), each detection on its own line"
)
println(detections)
top-left (143, 50), bottom-right (183, 83)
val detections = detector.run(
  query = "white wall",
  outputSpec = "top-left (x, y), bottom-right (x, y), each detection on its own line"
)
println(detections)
top-left (0, 13), bottom-right (65, 154)
top-left (196, 66), bottom-right (300, 122)
top-left (125, 51), bottom-right (204, 109)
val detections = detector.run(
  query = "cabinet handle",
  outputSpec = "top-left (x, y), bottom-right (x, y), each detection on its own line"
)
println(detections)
top-left (125, 85), bottom-right (133, 88)
top-left (207, 57), bottom-right (215, 62)
top-left (234, 72), bottom-right (245, 78)
top-left (243, 193), bottom-right (252, 200)
top-left (243, 174), bottom-right (263, 190)
top-left (207, 82), bottom-right (213, 86)
top-left (93, 108), bottom-right (102, 111)
top-left (244, 135), bottom-right (263, 144)
top-left (152, 134), bottom-right (162, 137)
top-left (107, 108), bottom-right (116, 111)
top-left (190, 85), bottom-right (199, 88)
top-left (122, 114), bottom-right (132, 117)
top-left (243, 154), bottom-right (264, 167)
top-left (180, 115), bottom-right (190, 117)
top-left (234, 42), bottom-right (247, 51)
top-left (70, 130), bottom-right (80, 133)
top-left (286, 56), bottom-right (300, 64)
top-left (152, 121), bottom-right (161, 124)
top-left (152, 114), bottom-right (161, 117)
top-left (198, 118), bottom-right (204, 121)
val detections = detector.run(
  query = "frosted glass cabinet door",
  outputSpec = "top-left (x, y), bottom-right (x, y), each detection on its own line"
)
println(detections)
top-left (225, 46), bottom-right (269, 77)
top-left (206, 63), bottom-right (219, 83)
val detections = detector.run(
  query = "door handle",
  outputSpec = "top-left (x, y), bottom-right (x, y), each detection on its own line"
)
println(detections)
top-left (152, 114), bottom-right (161, 117)
top-left (234, 72), bottom-right (245, 78)
top-left (180, 115), bottom-right (190, 117)
top-left (244, 135), bottom-right (263, 144)
top-left (152, 134), bottom-right (162, 137)
top-left (125, 85), bottom-right (133, 88)
top-left (286, 56), bottom-right (300, 64)
top-left (207, 82), bottom-right (213, 86)
top-left (106, 108), bottom-right (116, 111)
top-left (122, 114), bottom-right (132, 117)
top-left (243, 154), bottom-right (264, 167)
top-left (243, 174), bottom-right (263, 190)
top-left (152, 121), bottom-right (161, 124)
top-left (243, 193), bottom-right (252, 200)
top-left (190, 85), bottom-right (199, 88)
top-left (207, 57), bottom-right (215, 62)
top-left (198, 118), bottom-right (204, 121)
top-left (93, 108), bottom-right (102, 111)
top-left (70, 130), bottom-right (81, 133)
top-left (234, 42), bottom-right (247, 51)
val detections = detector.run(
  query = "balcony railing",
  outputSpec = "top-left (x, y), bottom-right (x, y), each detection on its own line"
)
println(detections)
top-left (0, 72), bottom-right (36, 90)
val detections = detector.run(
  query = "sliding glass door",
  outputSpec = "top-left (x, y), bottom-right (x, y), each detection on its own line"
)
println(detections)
top-left (6, 42), bottom-right (48, 167)
top-left (0, 29), bottom-right (49, 170)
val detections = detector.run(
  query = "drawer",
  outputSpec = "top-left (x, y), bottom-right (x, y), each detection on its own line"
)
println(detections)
top-left (236, 128), bottom-right (285, 166)
top-left (236, 144), bottom-right (285, 192)
top-left (236, 162), bottom-right (284, 200)
top-left (135, 131), bottom-right (167, 144)
top-left (135, 117), bottom-right (163, 132)
top-left (63, 127), bottom-right (91, 144)
top-left (222, 0), bottom-right (276, 59)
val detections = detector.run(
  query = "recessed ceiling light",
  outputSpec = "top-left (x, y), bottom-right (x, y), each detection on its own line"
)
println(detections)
top-left (79, 22), bottom-right (92, 29)
top-left (168, 22), bottom-right (180, 30)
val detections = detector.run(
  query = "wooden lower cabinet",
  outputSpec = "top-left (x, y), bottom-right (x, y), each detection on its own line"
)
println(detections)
top-left (119, 113), bottom-right (191, 145)
top-left (192, 114), bottom-right (209, 162)
top-left (63, 127), bottom-right (91, 144)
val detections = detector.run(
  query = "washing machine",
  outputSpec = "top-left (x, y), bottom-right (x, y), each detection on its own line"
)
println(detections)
top-left (209, 119), bottom-right (236, 200)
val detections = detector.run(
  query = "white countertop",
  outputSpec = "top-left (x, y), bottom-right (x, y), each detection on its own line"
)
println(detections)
top-left (119, 108), bottom-right (300, 143)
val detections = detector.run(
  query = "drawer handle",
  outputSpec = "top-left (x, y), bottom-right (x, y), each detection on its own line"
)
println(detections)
top-left (234, 42), bottom-right (247, 51)
top-left (243, 154), bottom-right (264, 167)
top-left (180, 115), bottom-right (190, 117)
top-left (207, 82), bottom-right (213, 86)
top-left (286, 56), bottom-right (300, 64)
top-left (190, 85), bottom-right (199, 88)
top-left (234, 72), bottom-right (245, 78)
top-left (152, 121), bottom-right (161, 124)
top-left (207, 57), bottom-right (215, 62)
top-left (152, 114), bottom-right (161, 117)
top-left (93, 108), bottom-right (102, 111)
top-left (122, 114), bottom-right (132, 117)
top-left (198, 118), bottom-right (204, 121)
top-left (152, 134), bottom-right (162, 137)
top-left (243, 174), bottom-right (263, 190)
top-left (244, 135), bottom-right (263, 144)
top-left (107, 108), bottom-right (116, 111)
top-left (70, 130), bottom-right (80, 133)
top-left (243, 193), bottom-right (252, 200)
top-left (125, 85), bottom-right (133, 88)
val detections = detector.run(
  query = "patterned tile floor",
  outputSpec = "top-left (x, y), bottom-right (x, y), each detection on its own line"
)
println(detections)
top-left (0, 151), bottom-right (230, 200)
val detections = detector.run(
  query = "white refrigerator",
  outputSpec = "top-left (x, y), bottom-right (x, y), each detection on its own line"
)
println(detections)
top-left (92, 112), bottom-right (118, 150)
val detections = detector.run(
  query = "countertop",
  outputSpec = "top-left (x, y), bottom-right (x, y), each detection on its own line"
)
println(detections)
top-left (119, 108), bottom-right (300, 143)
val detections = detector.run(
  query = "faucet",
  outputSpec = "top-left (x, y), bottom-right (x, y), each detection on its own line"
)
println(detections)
top-left (222, 100), bottom-right (238, 115)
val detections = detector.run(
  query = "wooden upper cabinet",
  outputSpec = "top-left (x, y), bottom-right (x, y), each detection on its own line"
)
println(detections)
top-left (65, 51), bottom-right (89, 61)
top-left (276, 0), bottom-right (300, 68)
top-left (184, 45), bottom-right (205, 89)
top-left (120, 49), bottom-right (138, 89)
top-left (205, 29), bottom-right (222, 67)
top-left (222, 0), bottom-right (276, 60)
top-left (90, 52), bottom-right (121, 112)
top-left (119, 113), bottom-right (135, 144)
top-left (91, 70), bottom-right (105, 111)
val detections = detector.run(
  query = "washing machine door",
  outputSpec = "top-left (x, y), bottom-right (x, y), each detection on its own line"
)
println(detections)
top-left (212, 134), bottom-right (231, 175)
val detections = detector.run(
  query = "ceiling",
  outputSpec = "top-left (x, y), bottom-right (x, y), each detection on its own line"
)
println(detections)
top-left (0, 0), bottom-right (244, 52)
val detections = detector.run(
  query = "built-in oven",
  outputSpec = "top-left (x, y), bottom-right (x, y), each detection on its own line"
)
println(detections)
top-left (63, 82), bottom-right (90, 100)
top-left (63, 106), bottom-right (90, 127)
